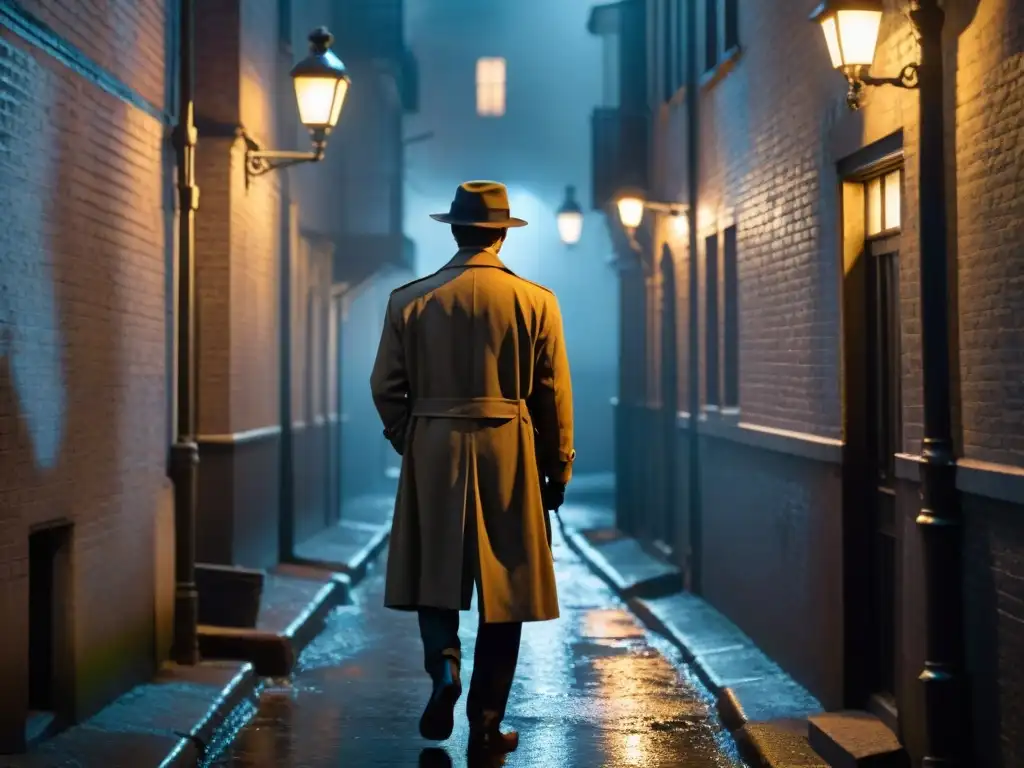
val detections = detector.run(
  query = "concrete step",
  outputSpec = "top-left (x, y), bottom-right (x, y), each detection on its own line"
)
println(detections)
top-left (808, 710), bottom-right (909, 768)
top-left (739, 720), bottom-right (830, 768)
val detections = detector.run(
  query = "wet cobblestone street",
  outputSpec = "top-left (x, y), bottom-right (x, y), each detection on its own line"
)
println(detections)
top-left (211, 521), bottom-right (744, 767)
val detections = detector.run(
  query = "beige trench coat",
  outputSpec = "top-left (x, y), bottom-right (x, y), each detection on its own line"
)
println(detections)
top-left (370, 246), bottom-right (574, 623)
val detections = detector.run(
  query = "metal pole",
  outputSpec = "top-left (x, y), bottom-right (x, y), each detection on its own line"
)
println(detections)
top-left (277, 6), bottom-right (296, 564)
top-left (685, 0), bottom-right (702, 594)
top-left (912, 0), bottom-right (966, 763)
top-left (170, 0), bottom-right (200, 665)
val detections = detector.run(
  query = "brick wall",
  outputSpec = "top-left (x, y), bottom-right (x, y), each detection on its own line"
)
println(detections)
top-left (16, 0), bottom-right (167, 108)
top-left (952, 0), bottom-right (1024, 466)
top-left (195, 0), bottom-right (282, 437)
top-left (644, 0), bottom-right (1024, 761)
top-left (0, 0), bottom-right (169, 747)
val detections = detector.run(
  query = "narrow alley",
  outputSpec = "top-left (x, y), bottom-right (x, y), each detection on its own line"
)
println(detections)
top-left (210, 515), bottom-right (743, 768)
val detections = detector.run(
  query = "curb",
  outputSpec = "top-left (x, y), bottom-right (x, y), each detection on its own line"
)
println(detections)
top-left (292, 524), bottom-right (390, 585)
top-left (563, 525), bottom-right (827, 768)
top-left (563, 528), bottom-right (683, 600)
top-left (2, 662), bottom-right (262, 768)
top-left (199, 572), bottom-right (352, 677)
top-left (161, 662), bottom-right (260, 768)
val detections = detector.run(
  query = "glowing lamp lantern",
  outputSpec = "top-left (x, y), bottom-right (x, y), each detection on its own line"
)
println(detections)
top-left (291, 27), bottom-right (351, 139)
top-left (616, 194), bottom-right (645, 230)
top-left (810, 0), bottom-right (884, 72)
top-left (557, 185), bottom-right (584, 246)
top-left (671, 213), bottom-right (688, 240)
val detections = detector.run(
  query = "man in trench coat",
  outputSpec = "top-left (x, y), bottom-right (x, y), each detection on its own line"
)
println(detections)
top-left (370, 180), bottom-right (575, 755)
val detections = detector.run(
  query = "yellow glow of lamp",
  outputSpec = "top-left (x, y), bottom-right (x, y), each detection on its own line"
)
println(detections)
top-left (616, 195), bottom-right (645, 230)
top-left (292, 27), bottom-right (351, 137)
top-left (810, 0), bottom-right (919, 111)
top-left (245, 26), bottom-right (352, 184)
top-left (557, 185), bottom-right (584, 246)
top-left (810, 0), bottom-right (883, 70)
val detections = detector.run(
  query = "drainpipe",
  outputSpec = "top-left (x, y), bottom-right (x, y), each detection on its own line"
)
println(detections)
top-left (278, 0), bottom-right (296, 564)
top-left (169, 0), bottom-right (200, 665)
top-left (912, 0), bottom-right (967, 762)
top-left (684, 0), bottom-right (702, 595)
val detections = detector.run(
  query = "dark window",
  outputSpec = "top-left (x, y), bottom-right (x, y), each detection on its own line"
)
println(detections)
top-left (674, 0), bottom-right (685, 88)
top-left (722, 226), bottom-right (739, 406)
top-left (704, 233), bottom-right (719, 406)
top-left (704, 0), bottom-right (718, 72)
top-left (869, 247), bottom-right (902, 486)
top-left (866, 240), bottom-right (901, 698)
top-left (662, 0), bottom-right (674, 101)
top-left (723, 0), bottom-right (739, 52)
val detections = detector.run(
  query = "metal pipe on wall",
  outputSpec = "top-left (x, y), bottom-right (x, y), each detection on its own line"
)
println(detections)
top-left (911, 0), bottom-right (967, 763)
top-left (170, 0), bottom-right (200, 665)
top-left (684, 0), bottom-right (702, 595)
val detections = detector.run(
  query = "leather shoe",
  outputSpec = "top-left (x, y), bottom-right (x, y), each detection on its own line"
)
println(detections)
top-left (468, 725), bottom-right (519, 755)
top-left (419, 658), bottom-right (462, 741)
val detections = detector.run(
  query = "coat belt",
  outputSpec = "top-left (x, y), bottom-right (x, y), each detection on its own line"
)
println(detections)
top-left (411, 396), bottom-right (527, 421)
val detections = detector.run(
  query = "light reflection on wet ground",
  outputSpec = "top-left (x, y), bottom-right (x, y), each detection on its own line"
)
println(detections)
top-left (210, 525), bottom-right (745, 767)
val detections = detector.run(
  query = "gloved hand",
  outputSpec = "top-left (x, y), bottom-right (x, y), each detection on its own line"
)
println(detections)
top-left (542, 480), bottom-right (566, 512)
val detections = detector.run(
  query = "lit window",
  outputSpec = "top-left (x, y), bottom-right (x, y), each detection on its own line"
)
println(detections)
top-left (476, 57), bottom-right (506, 117)
top-left (866, 169), bottom-right (902, 236)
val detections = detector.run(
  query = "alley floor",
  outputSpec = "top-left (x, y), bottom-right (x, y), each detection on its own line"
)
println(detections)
top-left (210, 520), bottom-right (745, 768)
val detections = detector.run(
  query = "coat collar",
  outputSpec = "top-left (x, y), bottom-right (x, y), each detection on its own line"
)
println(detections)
top-left (441, 246), bottom-right (511, 272)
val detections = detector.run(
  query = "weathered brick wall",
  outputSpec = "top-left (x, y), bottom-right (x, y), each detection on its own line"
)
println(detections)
top-left (650, 0), bottom-right (1024, 760)
top-left (195, 0), bottom-right (240, 437)
top-left (193, 0), bottom-right (282, 437)
top-left (690, 0), bottom-right (854, 439)
top-left (231, 0), bottom-right (281, 434)
top-left (16, 0), bottom-right (167, 109)
top-left (951, 2), bottom-right (1024, 760)
top-left (952, 0), bottom-right (1024, 467)
top-left (0, 3), bottom-right (168, 746)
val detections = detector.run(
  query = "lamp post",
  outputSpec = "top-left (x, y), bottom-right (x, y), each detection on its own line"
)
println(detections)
top-left (245, 27), bottom-right (352, 185)
top-left (811, 2), bottom-right (965, 764)
top-left (557, 185), bottom-right (584, 246)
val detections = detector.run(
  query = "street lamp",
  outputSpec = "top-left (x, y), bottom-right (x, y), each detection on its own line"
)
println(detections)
top-left (670, 212), bottom-right (688, 241)
top-left (810, 0), bottom-right (919, 110)
top-left (616, 191), bottom-right (646, 230)
top-left (614, 191), bottom-right (687, 231)
top-left (812, 1), bottom-right (966, 764)
top-left (245, 26), bottom-right (351, 184)
top-left (557, 185), bottom-right (584, 246)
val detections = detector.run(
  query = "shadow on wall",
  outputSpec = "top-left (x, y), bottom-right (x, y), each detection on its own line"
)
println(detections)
top-left (0, 39), bottom-right (165, 737)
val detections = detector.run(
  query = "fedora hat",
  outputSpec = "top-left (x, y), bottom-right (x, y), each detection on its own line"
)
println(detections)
top-left (430, 181), bottom-right (528, 228)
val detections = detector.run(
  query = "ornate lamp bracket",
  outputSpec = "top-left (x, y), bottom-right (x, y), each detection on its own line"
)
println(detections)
top-left (243, 130), bottom-right (327, 187)
top-left (844, 62), bottom-right (919, 109)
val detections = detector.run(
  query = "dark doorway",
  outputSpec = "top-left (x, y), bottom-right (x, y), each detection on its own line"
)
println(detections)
top-left (28, 523), bottom-right (73, 729)
top-left (839, 138), bottom-right (906, 728)
top-left (658, 244), bottom-right (679, 555)
top-left (864, 231), bottom-right (902, 726)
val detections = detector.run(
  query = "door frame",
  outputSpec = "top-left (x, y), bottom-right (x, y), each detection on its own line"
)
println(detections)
top-left (838, 132), bottom-right (905, 717)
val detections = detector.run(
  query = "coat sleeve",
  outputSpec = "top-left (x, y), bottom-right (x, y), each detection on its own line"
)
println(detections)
top-left (528, 293), bottom-right (575, 486)
top-left (369, 295), bottom-right (410, 454)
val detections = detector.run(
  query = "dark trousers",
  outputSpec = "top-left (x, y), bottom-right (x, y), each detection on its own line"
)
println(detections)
top-left (418, 607), bottom-right (522, 726)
